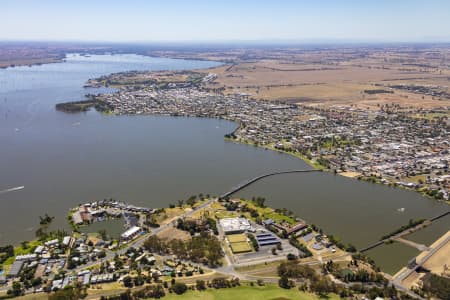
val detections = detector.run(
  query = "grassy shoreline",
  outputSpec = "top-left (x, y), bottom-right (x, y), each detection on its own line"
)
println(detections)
top-left (224, 137), bottom-right (325, 171)
top-left (225, 136), bottom-right (448, 205)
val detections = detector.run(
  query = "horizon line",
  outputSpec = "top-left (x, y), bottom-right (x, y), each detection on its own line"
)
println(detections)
top-left (1, 38), bottom-right (450, 46)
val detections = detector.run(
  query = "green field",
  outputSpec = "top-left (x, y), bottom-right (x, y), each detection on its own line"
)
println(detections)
top-left (230, 241), bottom-right (252, 253)
top-left (161, 285), bottom-right (339, 300)
top-left (227, 234), bottom-right (247, 243)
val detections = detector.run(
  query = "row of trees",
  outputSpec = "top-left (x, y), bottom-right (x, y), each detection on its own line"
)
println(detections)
top-left (288, 236), bottom-right (312, 257)
top-left (100, 277), bottom-right (240, 300)
top-left (380, 218), bottom-right (426, 240)
top-left (277, 260), bottom-right (398, 298)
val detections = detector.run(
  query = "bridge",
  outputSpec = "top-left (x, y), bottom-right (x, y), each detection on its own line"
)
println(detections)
top-left (219, 169), bottom-right (321, 199)
top-left (392, 231), bottom-right (450, 296)
top-left (359, 210), bottom-right (450, 253)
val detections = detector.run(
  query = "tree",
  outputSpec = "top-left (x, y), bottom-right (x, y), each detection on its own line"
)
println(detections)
top-left (20, 241), bottom-right (29, 249)
top-left (172, 282), bottom-right (188, 295)
top-left (48, 285), bottom-right (87, 300)
top-left (287, 253), bottom-right (297, 260)
top-left (98, 229), bottom-right (108, 240)
top-left (152, 272), bottom-right (160, 283)
top-left (122, 276), bottom-right (133, 288)
top-left (9, 281), bottom-right (23, 297)
top-left (35, 227), bottom-right (46, 240)
top-left (153, 284), bottom-right (165, 298)
top-left (143, 236), bottom-right (164, 253)
top-left (196, 280), bottom-right (206, 291)
top-left (278, 275), bottom-right (293, 289)
top-left (39, 213), bottom-right (54, 225)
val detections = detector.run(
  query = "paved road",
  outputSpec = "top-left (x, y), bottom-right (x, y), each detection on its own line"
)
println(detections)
top-left (388, 234), bottom-right (450, 300)
top-left (393, 233), bottom-right (450, 284)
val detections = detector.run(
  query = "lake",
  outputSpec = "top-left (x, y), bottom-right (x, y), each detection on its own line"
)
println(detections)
top-left (0, 53), bottom-right (448, 274)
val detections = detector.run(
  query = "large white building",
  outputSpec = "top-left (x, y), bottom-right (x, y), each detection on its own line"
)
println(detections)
top-left (219, 217), bottom-right (253, 234)
top-left (120, 226), bottom-right (142, 241)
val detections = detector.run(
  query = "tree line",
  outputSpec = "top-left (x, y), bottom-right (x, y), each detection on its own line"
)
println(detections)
top-left (143, 233), bottom-right (223, 267)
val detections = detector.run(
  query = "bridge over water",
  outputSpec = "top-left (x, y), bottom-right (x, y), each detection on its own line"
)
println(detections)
top-left (359, 210), bottom-right (450, 253)
top-left (219, 169), bottom-right (322, 200)
top-left (217, 168), bottom-right (449, 256)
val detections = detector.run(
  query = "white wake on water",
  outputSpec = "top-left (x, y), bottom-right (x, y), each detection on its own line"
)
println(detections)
top-left (0, 186), bottom-right (24, 194)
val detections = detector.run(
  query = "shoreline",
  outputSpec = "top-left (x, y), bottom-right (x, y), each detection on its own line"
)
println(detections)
top-left (0, 50), bottom-right (225, 70)
top-left (222, 126), bottom-right (447, 203)
top-left (67, 98), bottom-right (447, 204)
top-left (0, 57), bottom-right (64, 69)
top-left (64, 53), bottom-right (447, 204)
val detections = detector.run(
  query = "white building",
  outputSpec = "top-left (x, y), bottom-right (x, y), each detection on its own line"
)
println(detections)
top-left (72, 211), bottom-right (83, 225)
top-left (219, 217), bottom-right (253, 234)
top-left (120, 226), bottom-right (142, 241)
top-left (62, 236), bottom-right (73, 247)
top-left (34, 246), bottom-right (45, 254)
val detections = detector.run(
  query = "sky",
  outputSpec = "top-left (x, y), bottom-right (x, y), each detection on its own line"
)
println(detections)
top-left (1, 0), bottom-right (449, 43)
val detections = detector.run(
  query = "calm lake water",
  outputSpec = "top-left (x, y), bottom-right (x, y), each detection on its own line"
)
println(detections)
top-left (0, 53), bottom-right (448, 274)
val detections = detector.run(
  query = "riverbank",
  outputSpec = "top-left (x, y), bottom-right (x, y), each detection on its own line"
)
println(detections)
top-left (224, 136), bottom-right (325, 171)
top-left (55, 99), bottom-right (112, 113)
top-left (0, 57), bottom-right (63, 69)
top-left (224, 135), bottom-right (449, 206)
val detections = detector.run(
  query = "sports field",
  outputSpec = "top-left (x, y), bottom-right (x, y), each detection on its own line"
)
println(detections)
top-left (227, 234), bottom-right (252, 253)
top-left (227, 233), bottom-right (247, 243)
top-left (230, 241), bottom-right (252, 253)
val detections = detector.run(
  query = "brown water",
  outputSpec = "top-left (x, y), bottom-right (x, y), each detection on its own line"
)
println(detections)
top-left (0, 53), bottom-right (448, 274)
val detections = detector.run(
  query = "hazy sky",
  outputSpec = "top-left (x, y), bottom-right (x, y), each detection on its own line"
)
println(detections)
top-left (1, 0), bottom-right (449, 42)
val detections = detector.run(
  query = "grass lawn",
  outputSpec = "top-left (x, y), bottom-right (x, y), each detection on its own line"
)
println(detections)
top-left (227, 234), bottom-right (247, 243)
top-left (1, 240), bottom-right (42, 267)
top-left (230, 241), bottom-right (252, 253)
top-left (214, 210), bottom-right (236, 219)
top-left (154, 207), bottom-right (185, 225)
top-left (10, 292), bottom-right (49, 300)
top-left (402, 174), bottom-right (428, 184)
top-left (235, 261), bottom-right (282, 273)
top-left (161, 284), bottom-right (339, 300)
top-left (242, 201), bottom-right (296, 225)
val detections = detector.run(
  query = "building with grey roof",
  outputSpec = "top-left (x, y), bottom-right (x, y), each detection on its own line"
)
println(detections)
top-left (8, 260), bottom-right (24, 278)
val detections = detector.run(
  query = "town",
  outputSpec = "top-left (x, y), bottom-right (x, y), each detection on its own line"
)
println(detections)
top-left (86, 70), bottom-right (449, 202)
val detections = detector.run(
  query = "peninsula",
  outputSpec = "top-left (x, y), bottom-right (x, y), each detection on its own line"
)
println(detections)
top-left (4, 192), bottom-right (447, 299)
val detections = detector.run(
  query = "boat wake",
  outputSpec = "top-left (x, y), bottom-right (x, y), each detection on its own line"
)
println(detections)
top-left (0, 186), bottom-right (25, 194)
